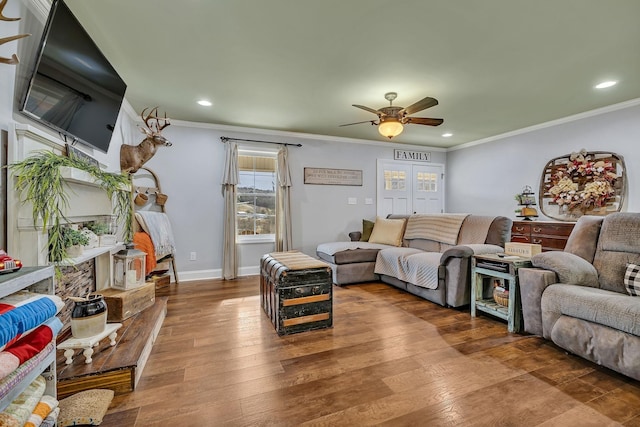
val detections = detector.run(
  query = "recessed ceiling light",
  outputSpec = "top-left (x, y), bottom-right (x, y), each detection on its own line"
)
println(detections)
top-left (595, 81), bottom-right (617, 89)
top-left (197, 100), bottom-right (212, 106)
top-left (442, 133), bottom-right (453, 137)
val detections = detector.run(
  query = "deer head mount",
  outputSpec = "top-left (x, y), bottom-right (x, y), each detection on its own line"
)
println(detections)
top-left (1, 0), bottom-right (31, 65)
top-left (120, 107), bottom-right (172, 174)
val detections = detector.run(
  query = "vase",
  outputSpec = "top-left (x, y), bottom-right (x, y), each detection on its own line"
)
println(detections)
top-left (66, 245), bottom-right (83, 258)
top-left (71, 294), bottom-right (107, 339)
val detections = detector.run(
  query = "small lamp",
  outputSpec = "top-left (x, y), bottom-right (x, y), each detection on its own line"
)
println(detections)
top-left (378, 118), bottom-right (404, 139)
top-left (113, 243), bottom-right (146, 290)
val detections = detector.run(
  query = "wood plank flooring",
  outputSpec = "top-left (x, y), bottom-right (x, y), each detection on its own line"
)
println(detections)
top-left (100, 277), bottom-right (640, 426)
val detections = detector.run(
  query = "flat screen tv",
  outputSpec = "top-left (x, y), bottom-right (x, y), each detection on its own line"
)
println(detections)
top-left (20, 0), bottom-right (127, 153)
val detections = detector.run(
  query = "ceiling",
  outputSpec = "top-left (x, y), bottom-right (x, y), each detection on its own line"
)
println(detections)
top-left (65, 0), bottom-right (640, 148)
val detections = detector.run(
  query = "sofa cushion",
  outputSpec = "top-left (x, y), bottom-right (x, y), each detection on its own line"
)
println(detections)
top-left (531, 251), bottom-right (599, 287)
top-left (563, 215), bottom-right (603, 263)
top-left (360, 219), bottom-right (375, 242)
top-left (401, 252), bottom-right (442, 290)
top-left (624, 263), bottom-right (640, 296)
top-left (374, 247), bottom-right (423, 283)
top-left (542, 284), bottom-right (640, 337)
top-left (368, 217), bottom-right (406, 246)
top-left (593, 212), bottom-right (640, 293)
top-left (316, 242), bottom-right (390, 264)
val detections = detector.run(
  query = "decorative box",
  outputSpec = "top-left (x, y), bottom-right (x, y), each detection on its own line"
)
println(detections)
top-left (260, 251), bottom-right (333, 336)
top-left (505, 242), bottom-right (542, 258)
top-left (98, 282), bottom-right (155, 322)
top-left (152, 274), bottom-right (170, 289)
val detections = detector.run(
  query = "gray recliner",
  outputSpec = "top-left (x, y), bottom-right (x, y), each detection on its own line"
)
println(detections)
top-left (519, 212), bottom-right (640, 381)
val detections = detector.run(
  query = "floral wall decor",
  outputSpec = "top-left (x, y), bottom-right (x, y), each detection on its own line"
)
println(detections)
top-left (539, 149), bottom-right (626, 221)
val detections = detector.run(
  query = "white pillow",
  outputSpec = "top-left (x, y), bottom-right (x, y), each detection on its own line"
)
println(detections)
top-left (368, 217), bottom-right (406, 247)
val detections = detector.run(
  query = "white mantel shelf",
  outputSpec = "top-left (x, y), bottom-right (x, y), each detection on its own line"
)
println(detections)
top-left (57, 243), bottom-right (125, 267)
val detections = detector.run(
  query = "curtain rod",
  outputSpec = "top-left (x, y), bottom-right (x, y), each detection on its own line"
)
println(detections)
top-left (220, 136), bottom-right (302, 147)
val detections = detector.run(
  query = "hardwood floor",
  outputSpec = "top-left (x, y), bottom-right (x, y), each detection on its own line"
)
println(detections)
top-left (101, 277), bottom-right (640, 426)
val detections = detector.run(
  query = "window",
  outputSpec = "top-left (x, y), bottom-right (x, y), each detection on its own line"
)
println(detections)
top-left (384, 170), bottom-right (406, 190)
top-left (416, 172), bottom-right (437, 192)
top-left (236, 149), bottom-right (277, 242)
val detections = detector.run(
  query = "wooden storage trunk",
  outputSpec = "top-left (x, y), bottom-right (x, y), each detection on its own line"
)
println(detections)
top-left (97, 282), bottom-right (156, 322)
top-left (260, 251), bottom-right (333, 336)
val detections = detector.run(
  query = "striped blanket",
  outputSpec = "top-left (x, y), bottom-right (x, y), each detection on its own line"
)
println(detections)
top-left (0, 292), bottom-right (64, 351)
top-left (403, 214), bottom-right (469, 245)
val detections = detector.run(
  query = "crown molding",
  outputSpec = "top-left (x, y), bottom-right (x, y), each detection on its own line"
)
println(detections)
top-left (448, 97), bottom-right (640, 152)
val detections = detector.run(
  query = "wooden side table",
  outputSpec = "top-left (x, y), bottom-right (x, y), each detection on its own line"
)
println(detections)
top-left (471, 254), bottom-right (532, 333)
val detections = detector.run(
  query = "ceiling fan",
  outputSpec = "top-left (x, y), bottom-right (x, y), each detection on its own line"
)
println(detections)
top-left (341, 92), bottom-right (443, 139)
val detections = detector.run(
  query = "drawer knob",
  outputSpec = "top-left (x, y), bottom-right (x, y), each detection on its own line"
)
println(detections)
top-left (516, 226), bottom-right (525, 232)
top-left (533, 238), bottom-right (542, 244)
top-left (295, 288), bottom-right (304, 294)
top-left (533, 227), bottom-right (542, 233)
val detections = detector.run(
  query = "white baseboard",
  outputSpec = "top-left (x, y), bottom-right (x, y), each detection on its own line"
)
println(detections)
top-left (176, 266), bottom-right (259, 282)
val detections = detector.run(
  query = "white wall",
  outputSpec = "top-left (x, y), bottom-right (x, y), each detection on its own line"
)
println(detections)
top-left (446, 101), bottom-right (640, 217)
top-left (142, 124), bottom-right (446, 279)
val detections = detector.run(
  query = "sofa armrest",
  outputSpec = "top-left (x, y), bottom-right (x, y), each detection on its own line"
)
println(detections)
top-left (440, 244), bottom-right (504, 265)
top-left (519, 267), bottom-right (558, 336)
top-left (440, 246), bottom-right (474, 264)
top-left (530, 251), bottom-right (599, 287)
top-left (348, 231), bottom-right (361, 242)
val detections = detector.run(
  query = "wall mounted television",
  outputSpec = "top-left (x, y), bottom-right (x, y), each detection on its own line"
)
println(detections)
top-left (20, 0), bottom-right (127, 154)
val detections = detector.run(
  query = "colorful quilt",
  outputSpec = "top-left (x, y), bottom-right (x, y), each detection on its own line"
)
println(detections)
top-left (0, 375), bottom-right (46, 427)
top-left (0, 317), bottom-right (62, 380)
top-left (0, 292), bottom-right (63, 351)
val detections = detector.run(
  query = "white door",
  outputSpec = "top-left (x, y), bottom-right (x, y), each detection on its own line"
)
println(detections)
top-left (412, 164), bottom-right (443, 214)
top-left (377, 160), bottom-right (444, 216)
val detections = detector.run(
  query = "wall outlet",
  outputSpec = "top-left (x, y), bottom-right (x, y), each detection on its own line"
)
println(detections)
top-left (365, 198), bottom-right (373, 205)
top-left (190, 251), bottom-right (197, 261)
top-left (348, 197), bottom-right (357, 205)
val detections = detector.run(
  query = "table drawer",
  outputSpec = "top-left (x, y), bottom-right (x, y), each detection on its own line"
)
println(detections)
top-left (531, 223), bottom-right (574, 237)
top-left (531, 236), bottom-right (568, 251)
top-left (512, 223), bottom-right (531, 235)
top-left (511, 235), bottom-right (531, 244)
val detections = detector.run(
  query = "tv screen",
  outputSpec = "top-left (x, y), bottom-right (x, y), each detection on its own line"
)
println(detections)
top-left (20, 0), bottom-right (127, 153)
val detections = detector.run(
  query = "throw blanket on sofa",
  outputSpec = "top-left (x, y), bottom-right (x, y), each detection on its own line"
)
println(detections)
top-left (458, 215), bottom-right (495, 244)
top-left (403, 214), bottom-right (469, 245)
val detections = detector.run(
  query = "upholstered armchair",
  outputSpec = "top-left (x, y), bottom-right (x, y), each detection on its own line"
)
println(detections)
top-left (518, 213), bottom-right (640, 380)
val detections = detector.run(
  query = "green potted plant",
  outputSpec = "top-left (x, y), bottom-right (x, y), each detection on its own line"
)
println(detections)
top-left (62, 227), bottom-right (90, 258)
top-left (9, 150), bottom-right (131, 267)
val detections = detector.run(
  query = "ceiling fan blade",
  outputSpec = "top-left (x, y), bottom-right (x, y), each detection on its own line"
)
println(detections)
top-left (339, 120), bottom-right (378, 127)
top-left (403, 117), bottom-right (444, 126)
top-left (352, 104), bottom-right (382, 116)
top-left (399, 97), bottom-right (438, 116)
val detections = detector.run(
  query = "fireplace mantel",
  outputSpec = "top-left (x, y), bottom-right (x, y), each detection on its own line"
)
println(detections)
top-left (7, 123), bottom-right (126, 290)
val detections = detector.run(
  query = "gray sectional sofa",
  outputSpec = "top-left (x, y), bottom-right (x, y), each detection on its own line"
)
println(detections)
top-left (519, 212), bottom-right (640, 381)
top-left (317, 213), bottom-right (512, 307)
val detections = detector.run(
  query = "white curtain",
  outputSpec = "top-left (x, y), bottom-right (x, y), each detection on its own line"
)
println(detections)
top-left (275, 146), bottom-right (293, 252)
top-left (222, 141), bottom-right (238, 279)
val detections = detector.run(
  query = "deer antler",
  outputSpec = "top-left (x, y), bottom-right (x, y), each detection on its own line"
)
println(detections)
top-left (140, 107), bottom-right (170, 135)
top-left (0, 0), bottom-right (31, 65)
top-left (0, 0), bottom-right (19, 21)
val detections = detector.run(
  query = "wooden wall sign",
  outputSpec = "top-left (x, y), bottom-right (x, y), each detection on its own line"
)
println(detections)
top-left (304, 168), bottom-right (363, 186)
top-left (394, 149), bottom-right (431, 162)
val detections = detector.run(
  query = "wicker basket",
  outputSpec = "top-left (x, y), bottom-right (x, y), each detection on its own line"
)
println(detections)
top-left (493, 288), bottom-right (509, 307)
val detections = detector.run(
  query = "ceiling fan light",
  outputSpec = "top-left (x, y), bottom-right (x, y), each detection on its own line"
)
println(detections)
top-left (378, 119), bottom-right (404, 139)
